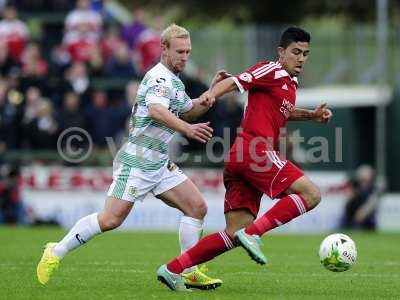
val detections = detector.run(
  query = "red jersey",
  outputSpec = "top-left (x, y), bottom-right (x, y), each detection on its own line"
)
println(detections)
top-left (231, 60), bottom-right (298, 152)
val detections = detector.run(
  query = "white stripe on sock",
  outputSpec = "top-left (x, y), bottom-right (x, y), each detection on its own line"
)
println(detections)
top-left (219, 231), bottom-right (234, 249)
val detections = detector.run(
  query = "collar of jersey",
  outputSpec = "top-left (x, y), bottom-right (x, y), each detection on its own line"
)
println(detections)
top-left (274, 69), bottom-right (299, 85)
top-left (158, 62), bottom-right (181, 81)
top-left (273, 61), bottom-right (299, 85)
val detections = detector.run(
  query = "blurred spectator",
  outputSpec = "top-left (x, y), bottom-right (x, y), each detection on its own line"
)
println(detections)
top-left (91, 0), bottom-right (114, 21)
top-left (0, 80), bottom-right (23, 149)
top-left (0, 0), bottom-right (6, 11)
top-left (22, 86), bottom-right (41, 125)
top-left (51, 44), bottom-right (72, 71)
top-left (106, 43), bottom-right (138, 78)
top-left (14, 0), bottom-right (72, 12)
top-left (181, 72), bottom-right (208, 99)
top-left (100, 25), bottom-right (126, 64)
top-left (21, 42), bottom-right (49, 77)
top-left (85, 89), bottom-right (129, 148)
top-left (125, 80), bottom-right (139, 107)
top-left (121, 8), bottom-right (147, 49)
top-left (65, 0), bottom-right (103, 41)
top-left (210, 95), bottom-right (243, 144)
top-left (57, 92), bottom-right (86, 132)
top-left (19, 42), bottom-right (50, 93)
top-left (135, 28), bottom-right (161, 74)
top-left (63, 62), bottom-right (91, 104)
top-left (0, 164), bottom-right (23, 224)
top-left (0, 5), bottom-right (29, 63)
top-left (63, 0), bottom-right (103, 63)
top-left (341, 165), bottom-right (381, 230)
top-left (0, 39), bottom-right (17, 76)
top-left (22, 99), bottom-right (58, 149)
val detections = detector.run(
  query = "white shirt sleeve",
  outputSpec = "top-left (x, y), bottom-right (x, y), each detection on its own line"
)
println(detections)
top-left (180, 92), bottom-right (193, 114)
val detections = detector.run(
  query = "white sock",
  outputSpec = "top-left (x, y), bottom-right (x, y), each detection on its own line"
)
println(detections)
top-left (53, 213), bottom-right (101, 258)
top-left (179, 216), bottom-right (203, 273)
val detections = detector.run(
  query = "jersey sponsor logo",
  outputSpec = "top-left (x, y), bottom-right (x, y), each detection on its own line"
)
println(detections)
top-left (279, 98), bottom-right (295, 119)
top-left (153, 85), bottom-right (168, 97)
top-left (239, 72), bottom-right (252, 83)
top-left (156, 77), bottom-right (166, 84)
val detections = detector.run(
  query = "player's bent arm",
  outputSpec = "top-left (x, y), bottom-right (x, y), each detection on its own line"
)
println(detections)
top-left (209, 77), bottom-right (239, 99)
top-left (148, 104), bottom-right (213, 143)
top-left (290, 104), bottom-right (333, 123)
top-left (148, 104), bottom-right (191, 135)
top-left (181, 77), bottom-right (239, 122)
top-left (288, 108), bottom-right (315, 121)
top-left (180, 98), bottom-right (209, 122)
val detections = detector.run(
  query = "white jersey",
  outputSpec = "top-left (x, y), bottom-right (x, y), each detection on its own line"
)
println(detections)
top-left (117, 62), bottom-right (193, 171)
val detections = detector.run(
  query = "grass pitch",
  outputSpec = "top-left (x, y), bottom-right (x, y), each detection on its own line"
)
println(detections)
top-left (0, 227), bottom-right (399, 300)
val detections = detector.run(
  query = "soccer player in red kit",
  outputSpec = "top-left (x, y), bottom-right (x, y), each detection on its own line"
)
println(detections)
top-left (157, 27), bottom-right (333, 291)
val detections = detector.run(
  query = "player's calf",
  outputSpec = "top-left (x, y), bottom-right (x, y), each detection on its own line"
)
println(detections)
top-left (300, 185), bottom-right (321, 209)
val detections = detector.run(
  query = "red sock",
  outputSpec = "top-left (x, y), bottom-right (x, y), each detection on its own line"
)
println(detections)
top-left (245, 194), bottom-right (309, 236)
top-left (167, 231), bottom-right (234, 274)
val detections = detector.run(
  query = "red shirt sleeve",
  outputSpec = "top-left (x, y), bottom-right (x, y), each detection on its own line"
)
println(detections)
top-left (233, 61), bottom-right (279, 93)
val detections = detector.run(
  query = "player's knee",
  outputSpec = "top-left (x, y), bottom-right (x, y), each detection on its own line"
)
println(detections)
top-left (196, 200), bottom-right (208, 219)
top-left (98, 214), bottom-right (124, 231)
top-left (190, 200), bottom-right (208, 219)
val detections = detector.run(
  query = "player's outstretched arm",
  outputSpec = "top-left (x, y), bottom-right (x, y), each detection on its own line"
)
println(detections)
top-left (198, 77), bottom-right (239, 108)
top-left (289, 103), bottom-right (333, 123)
top-left (180, 98), bottom-right (212, 122)
top-left (181, 71), bottom-right (235, 122)
top-left (148, 104), bottom-right (213, 143)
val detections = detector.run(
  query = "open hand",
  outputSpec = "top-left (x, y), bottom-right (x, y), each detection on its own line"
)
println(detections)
top-left (185, 121), bottom-right (213, 143)
top-left (210, 70), bottom-right (232, 89)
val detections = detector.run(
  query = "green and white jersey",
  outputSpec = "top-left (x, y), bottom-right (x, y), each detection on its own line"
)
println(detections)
top-left (117, 62), bottom-right (193, 171)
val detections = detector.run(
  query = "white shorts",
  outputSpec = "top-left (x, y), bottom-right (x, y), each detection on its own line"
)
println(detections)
top-left (107, 160), bottom-right (187, 202)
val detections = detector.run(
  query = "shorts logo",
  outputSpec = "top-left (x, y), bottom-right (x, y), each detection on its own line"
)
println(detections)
top-left (153, 85), bottom-right (168, 97)
top-left (128, 186), bottom-right (137, 197)
top-left (167, 161), bottom-right (177, 171)
top-left (239, 72), bottom-right (252, 83)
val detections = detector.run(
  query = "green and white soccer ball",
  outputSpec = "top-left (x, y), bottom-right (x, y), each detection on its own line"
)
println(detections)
top-left (319, 233), bottom-right (357, 272)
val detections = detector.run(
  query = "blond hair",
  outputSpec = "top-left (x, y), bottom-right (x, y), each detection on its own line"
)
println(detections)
top-left (161, 24), bottom-right (190, 47)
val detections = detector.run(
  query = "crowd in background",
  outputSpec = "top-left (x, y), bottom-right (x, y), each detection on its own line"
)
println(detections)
top-left (0, 0), bottom-right (244, 155)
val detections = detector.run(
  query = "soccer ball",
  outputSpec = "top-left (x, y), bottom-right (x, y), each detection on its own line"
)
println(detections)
top-left (319, 233), bottom-right (357, 272)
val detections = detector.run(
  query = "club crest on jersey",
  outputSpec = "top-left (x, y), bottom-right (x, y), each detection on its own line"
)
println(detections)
top-left (239, 72), bottom-right (252, 83)
top-left (128, 186), bottom-right (137, 197)
top-left (281, 83), bottom-right (288, 90)
top-left (153, 85), bottom-right (168, 97)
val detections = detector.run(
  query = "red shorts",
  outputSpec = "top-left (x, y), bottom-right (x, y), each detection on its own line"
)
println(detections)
top-left (223, 151), bottom-right (304, 217)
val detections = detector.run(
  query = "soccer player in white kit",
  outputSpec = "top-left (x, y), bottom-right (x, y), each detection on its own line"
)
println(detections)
top-left (37, 24), bottom-right (224, 290)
